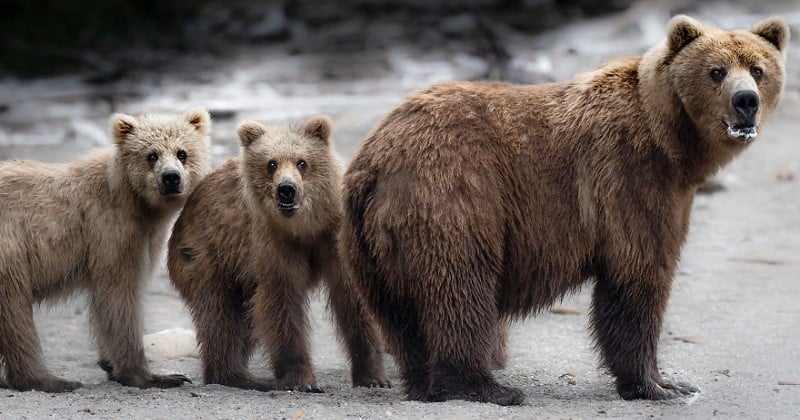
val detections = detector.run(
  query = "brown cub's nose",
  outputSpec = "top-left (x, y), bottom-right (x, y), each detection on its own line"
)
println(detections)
top-left (732, 90), bottom-right (759, 122)
top-left (277, 182), bottom-right (297, 205)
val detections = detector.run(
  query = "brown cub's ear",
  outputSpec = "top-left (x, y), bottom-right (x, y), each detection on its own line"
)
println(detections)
top-left (109, 113), bottom-right (138, 145)
top-left (184, 107), bottom-right (211, 134)
top-left (237, 120), bottom-right (268, 148)
top-left (751, 17), bottom-right (790, 52)
top-left (667, 15), bottom-right (703, 54)
top-left (299, 115), bottom-right (332, 144)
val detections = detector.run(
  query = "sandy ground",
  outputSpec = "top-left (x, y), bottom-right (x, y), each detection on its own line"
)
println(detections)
top-left (1, 1), bottom-right (799, 418)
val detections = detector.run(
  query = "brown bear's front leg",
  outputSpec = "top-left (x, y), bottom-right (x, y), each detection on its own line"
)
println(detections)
top-left (590, 272), bottom-right (699, 400)
top-left (0, 283), bottom-right (82, 392)
top-left (323, 260), bottom-right (390, 388)
top-left (253, 263), bottom-right (321, 393)
top-left (89, 269), bottom-right (190, 389)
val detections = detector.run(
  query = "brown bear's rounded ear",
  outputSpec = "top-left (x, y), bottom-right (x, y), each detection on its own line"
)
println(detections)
top-left (109, 113), bottom-right (138, 145)
top-left (184, 107), bottom-right (211, 134)
top-left (237, 120), bottom-right (268, 148)
top-left (667, 15), bottom-right (703, 54)
top-left (751, 17), bottom-right (790, 53)
top-left (299, 115), bottom-right (332, 144)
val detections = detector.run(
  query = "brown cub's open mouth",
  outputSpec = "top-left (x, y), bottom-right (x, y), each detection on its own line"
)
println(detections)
top-left (277, 202), bottom-right (300, 216)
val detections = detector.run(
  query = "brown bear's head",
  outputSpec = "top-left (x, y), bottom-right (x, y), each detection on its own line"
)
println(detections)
top-left (237, 115), bottom-right (342, 236)
top-left (109, 108), bottom-right (212, 210)
top-left (657, 15), bottom-right (789, 148)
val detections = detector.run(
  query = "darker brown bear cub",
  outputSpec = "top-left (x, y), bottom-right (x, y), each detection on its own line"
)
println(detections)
top-left (168, 116), bottom-right (390, 392)
top-left (341, 16), bottom-right (789, 405)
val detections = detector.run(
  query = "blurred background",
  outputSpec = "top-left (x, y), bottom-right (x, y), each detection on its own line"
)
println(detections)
top-left (1, 0), bottom-right (798, 164)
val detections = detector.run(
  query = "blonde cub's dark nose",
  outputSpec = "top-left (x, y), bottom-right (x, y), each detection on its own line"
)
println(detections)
top-left (732, 90), bottom-right (759, 121)
top-left (162, 170), bottom-right (182, 194)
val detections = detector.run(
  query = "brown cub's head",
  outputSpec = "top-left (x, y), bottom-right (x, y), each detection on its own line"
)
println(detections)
top-left (664, 15), bottom-right (789, 145)
top-left (110, 108), bottom-right (212, 209)
top-left (237, 115), bottom-right (342, 231)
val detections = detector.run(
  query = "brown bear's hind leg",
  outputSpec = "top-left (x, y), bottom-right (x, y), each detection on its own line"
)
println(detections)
top-left (0, 281), bottom-right (82, 392)
top-left (591, 274), bottom-right (699, 400)
top-left (421, 272), bottom-right (524, 406)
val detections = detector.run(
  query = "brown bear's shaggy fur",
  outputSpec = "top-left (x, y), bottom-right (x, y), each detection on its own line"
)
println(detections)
top-left (341, 16), bottom-right (789, 405)
top-left (168, 116), bottom-right (390, 392)
top-left (0, 109), bottom-right (212, 392)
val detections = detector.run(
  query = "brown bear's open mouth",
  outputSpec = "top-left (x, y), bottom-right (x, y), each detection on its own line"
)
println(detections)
top-left (724, 121), bottom-right (757, 142)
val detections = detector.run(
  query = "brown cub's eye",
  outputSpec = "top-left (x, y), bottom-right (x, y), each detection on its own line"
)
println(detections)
top-left (297, 160), bottom-right (307, 172)
top-left (750, 66), bottom-right (764, 82)
top-left (710, 68), bottom-right (726, 83)
top-left (147, 152), bottom-right (159, 164)
top-left (267, 160), bottom-right (278, 174)
top-left (177, 150), bottom-right (187, 163)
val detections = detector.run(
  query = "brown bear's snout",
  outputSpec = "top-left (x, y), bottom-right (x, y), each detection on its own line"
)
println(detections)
top-left (732, 90), bottom-right (759, 123)
top-left (276, 181), bottom-right (300, 215)
top-left (160, 170), bottom-right (182, 195)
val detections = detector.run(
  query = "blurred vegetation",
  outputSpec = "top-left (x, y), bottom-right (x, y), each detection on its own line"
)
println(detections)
top-left (0, 0), bottom-right (633, 78)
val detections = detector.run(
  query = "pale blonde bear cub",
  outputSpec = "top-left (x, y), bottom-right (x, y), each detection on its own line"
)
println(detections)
top-left (168, 116), bottom-right (389, 392)
top-left (0, 108), bottom-right (212, 392)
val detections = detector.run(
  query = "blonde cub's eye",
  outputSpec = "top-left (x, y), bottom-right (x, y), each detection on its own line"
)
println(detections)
top-left (297, 160), bottom-right (307, 172)
top-left (147, 152), bottom-right (159, 164)
top-left (267, 160), bottom-right (278, 174)
top-left (177, 150), bottom-right (187, 163)
top-left (750, 66), bottom-right (764, 82)
top-left (710, 68), bottom-right (726, 83)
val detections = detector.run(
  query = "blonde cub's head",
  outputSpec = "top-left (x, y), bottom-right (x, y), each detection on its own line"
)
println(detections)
top-left (109, 108), bottom-right (212, 209)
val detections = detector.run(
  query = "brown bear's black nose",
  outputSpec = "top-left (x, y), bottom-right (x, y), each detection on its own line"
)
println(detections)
top-left (732, 90), bottom-right (759, 121)
top-left (162, 170), bottom-right (182, 193)
top-left (277, 182), bottom-right (297, 204)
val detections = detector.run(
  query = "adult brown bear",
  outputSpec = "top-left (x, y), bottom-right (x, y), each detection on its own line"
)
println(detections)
top-left (340, 15), bottom-right (789, 405)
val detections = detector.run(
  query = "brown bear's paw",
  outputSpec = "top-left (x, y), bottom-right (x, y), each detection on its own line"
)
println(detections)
top-left (9, 375), bottom-right (83, 393)
top-left (617, 377), bottom-right (699, 400)
top-left (278, 381), bottom-right (324, 393)
top-left (427, 381), bottom-right (526, 406)
top-left (277, 373), bottom-right (323, 393)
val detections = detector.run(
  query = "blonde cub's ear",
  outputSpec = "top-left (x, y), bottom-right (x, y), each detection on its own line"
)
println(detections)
top-left (109, 113), bottom-right (138, 145)
top-left (751, 17), bottom-right (790, 53)
top-left (299, 115), bottom-right (332, 144)
top-left (184, 107), bottom-right (211, 134)
top-left (667, 15), bottom-right (703, 54)
top-left (237, 120), bottom-right (268, 148)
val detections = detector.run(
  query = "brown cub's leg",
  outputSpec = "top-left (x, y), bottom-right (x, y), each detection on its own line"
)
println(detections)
top-left (253, 257), bottom-right (321, 392)
top-left (193, 277), bottom-right (274, 391)
top-left (491, 321), bottom-right (509, 370)
top-left (591, 271), bottom-right (699, 400)
top-left (0, 272), bottom-right (82, 392)
top-left (322, 251), bottom-right (390, 388)
top-left (89, 266), bottom-right (189, 389)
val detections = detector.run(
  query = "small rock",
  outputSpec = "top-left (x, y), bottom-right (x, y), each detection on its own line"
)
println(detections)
top-left (550, 306), bottom-right (581, 315)
top-left (776, 162), bottom-right (797, 181)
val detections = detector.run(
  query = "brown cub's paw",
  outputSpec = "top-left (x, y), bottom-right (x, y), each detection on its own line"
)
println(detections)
top-left (98, 359), bottom-right (114, 376)
top-left (353, 374), bottom-right (392, 388)
top-left (218, 376), bottom-right (276, 392)
top-left (0, 376), bottom-right (8, 389)
top-left (281, 382), bottom-right (324, 393)
top-left (427, 382), bottom-right (526, 406)
top-left (112, 372), bottom-right (192, 389)
top-left (618, 378), bottom-right (699, 400)
top-left (11, 375), bottom-right (83, 393)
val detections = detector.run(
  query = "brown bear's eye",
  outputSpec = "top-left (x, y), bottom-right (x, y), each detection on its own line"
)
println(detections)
top-left (267, 160), bottom-right (278, 174)
top-left (710, 68), bottom-right (726, 83)
top-left (750, 66), bottom-right (764, 82)
top-left (177, 150), bottom-right (187, 163)
top-left (297, 160), bottom-right (307, 172)
top-left (147, 152), bottom-right (159, 164)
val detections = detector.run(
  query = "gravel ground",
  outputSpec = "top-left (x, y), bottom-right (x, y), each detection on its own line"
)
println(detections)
top-left (1, 1), bottom-right (799, 418)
